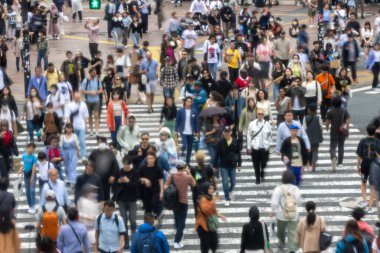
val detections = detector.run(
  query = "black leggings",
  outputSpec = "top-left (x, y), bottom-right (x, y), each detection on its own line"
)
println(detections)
top-left (197, 226), bottom-right (218, 253)
top-left (372, 62), bottom-right (380, 89)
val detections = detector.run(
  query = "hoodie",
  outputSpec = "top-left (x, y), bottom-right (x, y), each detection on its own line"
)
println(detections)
top-left (131, 223), bottom-right (170, 253)
top-left (335, 234), bottom-right (369, 253)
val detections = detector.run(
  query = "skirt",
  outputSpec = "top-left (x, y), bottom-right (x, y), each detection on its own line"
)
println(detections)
top-left (164, 119), bottom-right (175, 136)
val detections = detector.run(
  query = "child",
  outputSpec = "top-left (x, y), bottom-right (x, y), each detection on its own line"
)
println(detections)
top-left (42, 102), bottom-right (62, 144)
top-left (19, 142), bottom-right (37, 214)
top-left (121, 11), bottom-right (132, 48)
top-left (12, 30), bottom-right (22, 72)
top-left (33, 152), bottom-right (55, 193)
top-left (44, 134), bottom-right (64, 181)
top-left (7, 8), bottom-right (17, 40)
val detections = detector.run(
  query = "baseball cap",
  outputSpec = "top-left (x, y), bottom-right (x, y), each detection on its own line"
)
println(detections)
top-left (46, 190), bottom-right (56, 200)
top-left (289, 124), bottom-right (299, 130)
top-left (175, 160), bottom-right (187, 169)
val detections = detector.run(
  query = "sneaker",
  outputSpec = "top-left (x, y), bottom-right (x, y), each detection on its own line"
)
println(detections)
top-left (173, 242), bottom-right (184, 249)
top-left (359, 200), bottom-right (369, 208)
top-left (332, 157), bottom-right (337, 172)
top-left (28, 207), bottom-right (35, 214)
top-left (224, 200), bottom-right (230, 207)
top-left (338, 164), bottom-right (343, 169)
top-left (367, 207), bottom-right (375, 214)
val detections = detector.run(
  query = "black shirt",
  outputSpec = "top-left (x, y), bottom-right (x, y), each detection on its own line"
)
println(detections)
top-left (113, 168), bottom-right (139, 203)
top-left (128, 144), bottom-right (151, 170)
top-left (90, 57), bottom-right (103, 76)
top-left (190, 164), bottom-right (214, 186)
top-left (235, 41), bottom-right (248, 61)
top-left (279, 77), bottom-right (294, 90)
top-left (326, 108), bottom-right (350, 140)
top-left (89, 149), bottom-right (119, 180)
top-left (213, 78), bottom-right (232, 98)
top-left (200, 77), bottom-right (217, 95)
top-left (160, 105), bottom-right (177, 124)
top-left (138, 165), bottom-right (164, 193)
top-left (334, 77), bottom-right (351, 96)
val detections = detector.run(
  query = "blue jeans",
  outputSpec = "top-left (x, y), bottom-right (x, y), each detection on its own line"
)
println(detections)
top-left (180, 134), bottom-right (194, 164)
top-left (27, 120), bottom-right (39, 141)
top-left (111, 116), bottom-right (122, 146)
top-left (37, 49), bottom-right (48, 70)
top-left (24, 174), bottom-right (36, 208)
top-left (174, 203), bottom-right (188, 243)
top-left (132, 32), bottom-right (140, 46)
top-left (207, 63), bottom-right (217, 80)
top-left (220, 167), bottom-right (236, 201)
top-left (163, 87), bottom-right (175, 98)
top-left (273, 83), bottom-right (279, 102)
top-left (75, 129), bottom-right (86, 158)
top-left (207, 143), bottom-right (217, 168)
top-left (288, 166), bottom-right (302, 186)
top-left (113, 27), bottom-right (121, 48)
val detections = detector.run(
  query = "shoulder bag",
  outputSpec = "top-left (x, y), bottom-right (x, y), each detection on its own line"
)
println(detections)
top-left (319, 217), bottom-right (332, 251)
top-left (68, 223), bottom-right (85, 253)
top-left (339, 110), bottom-right (349, 137)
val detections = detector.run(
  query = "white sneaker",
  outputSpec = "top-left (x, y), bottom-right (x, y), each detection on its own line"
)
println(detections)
top-left (28, 207), bottom-right (35, 214)
top-left (338, 164), bottom-right (343, 169)
top-left (359, 200), bottom-right (369, 208)
top-left (89, 131), bottom-right (93, 136)
top-left (173, 242), bottom-right (184, 249)
top-left (230, 192), bottom-right (235, 201)
top-left (332, 158), bottom-right (337, 172)
top-left (224, 200), bottom-right (230, 207)
top-left (367, 207), bottom-right (375, 214)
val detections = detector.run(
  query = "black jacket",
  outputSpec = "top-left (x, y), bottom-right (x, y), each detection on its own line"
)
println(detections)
top-left (213, 78), bottom-right (232, 98)
top-left (280, 136), bottom-right (308, 166)
top-left (74, 172), bottom-right (104, 203)
top-left (200, 77), bottom-right (217, 95)
top-left (112, 168), bottom-right (139, 203)
top-left (214, 138), bottom-right (242, 168)
top-left (240, 221), bottom-right (269, 252)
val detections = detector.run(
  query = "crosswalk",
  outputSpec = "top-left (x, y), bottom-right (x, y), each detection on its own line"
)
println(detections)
top-left (10, 103), bottom-right (375, 253)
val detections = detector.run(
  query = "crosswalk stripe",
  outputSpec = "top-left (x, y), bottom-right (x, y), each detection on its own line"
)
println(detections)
top-left (11, 103), bottom-right (369, 252)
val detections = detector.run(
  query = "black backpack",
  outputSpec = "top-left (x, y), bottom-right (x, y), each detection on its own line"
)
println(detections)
top-left (163, 174), bottom-right (179, 210)
top-left (97, 213), bottom-right (119, 230)
top-left (361, 138), bottom-right (378, 168)
top-left (342, 239), bottom-right (365, 253)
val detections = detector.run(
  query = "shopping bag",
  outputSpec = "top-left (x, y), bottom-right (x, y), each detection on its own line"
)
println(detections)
top-left (13, 174), bottom-right (23, 199)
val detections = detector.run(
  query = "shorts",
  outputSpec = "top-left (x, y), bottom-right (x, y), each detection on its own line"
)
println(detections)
top-left (86, 101), bottom-right (100, 114)
top-left (145, 80), bottom-right (157, 94)
top-left (361, 166), bottom-right (370, 183)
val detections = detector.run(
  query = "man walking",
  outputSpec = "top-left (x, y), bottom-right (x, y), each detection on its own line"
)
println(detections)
top-left (160, 56), bottom-right (179, 98)
top-left (117, 115), bottom-right (141, 155)
top-left (247, 109), bottom-right (272, 185)
top-left (27, 66), bottom-right (48, 102)
top-left (181, 23), bottom-right (198, 59)
top-left (214, 126), bottom-right (241, 207)
top-left (81, 67), bottom-right (103, 136)
top-left (140, 51), bottom-right (159, 113)
top-left (84, 18), bottom-right (101, 59)
top-left (164, 160), bottom-right (196, 249)
top-left (40, 168), bottom-right (71, 208)
top-left (369, 143), bottom-right (380, 220)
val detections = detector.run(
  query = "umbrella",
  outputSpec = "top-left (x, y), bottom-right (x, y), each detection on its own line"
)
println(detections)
top-left (199, 106), bottom-right (227, 117)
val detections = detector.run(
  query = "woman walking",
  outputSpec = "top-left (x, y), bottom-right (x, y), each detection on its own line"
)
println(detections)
top-left (334, 68), bottom-right (352, 109)
top-left (256, 37), bottom-right (273, 80)
top-left (60, 123), bottom-right (80, 185)
top-left (302, 71), bottom-right (321, 115)
top-left (0, 119), bottom-right (17, 178)
top-left (71, 0), bottom-right (83, 22)
top-left (303, 103), bottom-right (323, 172)
top-left (239, 97), bottom-right (256, 137)
top-left (159, 97), bottom-right (177, 135)
top-left (336, 220), bottom-right (369, 253)
top-left (296, 201), bottom-right (326, 252)
top-left (271, 60), bottom-right (285, 102)
top-left (275, 88), bottom-right (291, 127)
top-left (23, 88), bottom-right (43, 141)
top-left (240, 206), bottom-right (269, 253)
top-left (196, 182), bottom-right (227, 253)
top-left (48, 4), bottom-right (60, 39)
top-left (107, 90), bottom-right (129, 146)
top-left (256, 89), bottom-right (272, 122)
top-left (287, 77), bottom-right (306, 124)
top-left (129, 16), bottom-right (142, 46)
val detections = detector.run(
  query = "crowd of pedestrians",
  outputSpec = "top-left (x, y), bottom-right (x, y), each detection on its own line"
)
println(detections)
top-left (0, 0), bottom-right (380, 252)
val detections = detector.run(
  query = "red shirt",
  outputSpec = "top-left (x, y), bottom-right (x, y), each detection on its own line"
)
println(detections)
top-left (234, 76), bottom-right (252, 90)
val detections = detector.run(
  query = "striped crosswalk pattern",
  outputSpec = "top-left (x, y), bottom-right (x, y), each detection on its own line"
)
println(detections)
top-left (11, 103), bottom-right (374, 253)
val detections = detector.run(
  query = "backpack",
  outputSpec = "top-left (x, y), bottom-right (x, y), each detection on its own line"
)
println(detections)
top-left (361, 138), bottom-right (378, 168)
top-left (97, 213), bottom-right (119, 230)
top-left (41, 205), bottom-right (60, 241)
top-left (163, 174), bottom-right (179, 210)
top-left (136, 230), bottom-right (158, 253)
top-left (84, 78), bottom-right (101, 100)
top-left (280, 185), bottom-right (297, 220)
top-left (342, 238), bottom-right (365, 253)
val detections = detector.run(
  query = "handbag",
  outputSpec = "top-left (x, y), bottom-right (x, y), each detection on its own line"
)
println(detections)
top-left (339, 110), bottom-right (349, 137)
top-left (329, 59), bottom-right (341, 69)
top-left (319, 217), bottom-right (332, 251)
top-left (261, 221), bottom-right (272, 253)
top-left (206, 214), bottom-right (220, 232)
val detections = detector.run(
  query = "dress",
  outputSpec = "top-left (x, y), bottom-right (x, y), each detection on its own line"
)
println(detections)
top-left (61, 134), bottom-right (79, 183)
top-left (48, 9), bottom-right (60, 36)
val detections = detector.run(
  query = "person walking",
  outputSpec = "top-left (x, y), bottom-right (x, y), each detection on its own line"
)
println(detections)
top-left (57, 207), bottom-right (90, 253)
top-left (165, 160), bottom-right (196, 249)
top-left (295, 201), bottom-right (327, 252)
top-left (365, 42), bottom-right (380, 90)
top-left (196, 182), bottom-right (227, 253)
top-left (181, 23), bottom-right (198, 59)
top-left (106, 90), bottom-right (129, 146)
top-left (204, 35), bottom-right (220, 80)
top-left (40, 168), bottom-right (71, 208)
top-left (302, 71), bottom-right (322, 115)
top-left (95, 200), bottom-right (126, 253)
top-left (24, 88), bottom-right (43, 141)
top-left (160, 56), bottom-right (179, 98)
top-left (303, 103), bottom-right (323, 172)
top-left (271, 170), bottom-right (302, 252)
top-left (36, 30), bottom-right (49, 71)
top-left (326, 96), bottom-right (350, 172)
top-left (27, 66), bottom-right (48, 102)
top-left (117, 114), bottom-right (141, 155)
top-left (60, 51), bottom-right (81, 91)
top-left (84, 19), bottom-right (100, 59)
top-left (280, 124), bottom-right (309, 186)
top-left (104, 0), bottom-right (116, 38)
top-left (316, 64), bottom-right (335, 123)
top-left (335, 220), bottom-right (370, 253)
top-left (175, 97), bottom-right (199, 164)
top-left (342, 34), bottom-right (360, 83)
top-left (131, 212), bottom-right (170, 253)
top-left (113, 155), bottom-right (139, 249)
top-left (225, 41), bottom-right (241, 83)
top-left (240, 206), bottom-right (269, 253)
top-left (276, 88), bottom-right (291, 127)
top-left (60, 123), bottom-right (80, 186)
top-left (19, 142), bottom-right (37, 214)
top-left (140, 51), bottom-right (159, 113)
top-left (247, 109), bottom-right (272, 185)
top-left (286, 77), bottom-right (306, 124)
top-left (369, 143), bottom-right (380, 220)
top-left (214, 126), bottom-right (241, 206)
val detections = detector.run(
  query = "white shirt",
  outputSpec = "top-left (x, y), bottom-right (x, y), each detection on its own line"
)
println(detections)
top-left (302, 81), bottom-right (322, 104)
top-left (36, 161), bottom-right (55, 181)
top-left (204, 42), bottom-right (220, 64)
top-left (115, 55), bottom-right (132, 77)
top-left (57, 81), bottom-right (72, 102)
top-left (334, 9), bottom-right (346, 28)
top-left (209, 0), bottom-right (222, 9)
top-left (375, 51), bottom-right (380, 62)
top-left (372, 240), bottom-right (380, 253)
top-left (182, 29), bottom-right (198, 49)
top-left (183, 109), bottom-right (193, 135)
top-left (0, 110), bottom-right (15, 132)
top-left (46, 92), bottom-right (65, 117)
top-left (0, 69), bottom-right (4, 90)
top-left (65, 101), bottom-right (89, 130)
top-left (247, 119), bottom-right (272, 150)
top-left (189, 0), bottom-right (207, 13)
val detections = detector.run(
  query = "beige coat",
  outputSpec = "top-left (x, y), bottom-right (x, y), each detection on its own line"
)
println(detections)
top-left (296, 215), bottom-right (326, 252)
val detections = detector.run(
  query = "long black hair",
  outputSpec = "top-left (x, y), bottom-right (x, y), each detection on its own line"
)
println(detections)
top-left (305, 201), bottom-right (316, 227)
top-left (198, 182), bottom-right (212, 200)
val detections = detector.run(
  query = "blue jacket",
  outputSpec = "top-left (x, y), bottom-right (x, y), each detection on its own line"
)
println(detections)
top-left (175, 108), bottom-right (199, 134)
top-left (342, 40), bottom-right (359, 64)
top-left (131, 223), bottom-right (170, 253)
top-left (27, 75), bottom-right (48, 101)
top-left (365, 49), bottom-right (377, 70)
top-left (335, 234), bottom-right (369, 253)
top-left (192, 88), bottom-right (207, 113)
top-left (225, 94), bottom-right (246, 123)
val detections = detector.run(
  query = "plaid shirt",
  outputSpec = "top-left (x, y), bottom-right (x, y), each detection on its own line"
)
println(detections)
top-left (160, 65), bottom-right (179, 88)
top-left (37, 37), bottom-right (49, 53)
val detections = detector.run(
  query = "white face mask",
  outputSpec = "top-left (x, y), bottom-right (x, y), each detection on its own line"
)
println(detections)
top-left (293, 59), bottom-right (299, 63)
top-left (98, 143), bottom-right (108, 150)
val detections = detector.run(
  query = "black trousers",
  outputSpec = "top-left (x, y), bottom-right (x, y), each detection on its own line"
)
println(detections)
top-left (372, 62), bottom-right (380, 88)
top-left (228, 67), bottom-right (239, 83)
top-left (344, 61), bottom-right (357, 80)
top-left (292, 109), bottom-right (305, 124)
top-left (72, 11), bottom-right (82, 21)
top-left (320, 98), bottom-right (331, 121)
top-left (305, 96), bottom-right (317, 115)
top-left (197, 226), bottom-right (218, 253)
top-left (330, 137), bottom-right (345, 164)
top-left (251, 148), bottom-right (269, 183)
top-left (89, 43), bottom-right (99, 60)
top-left (141, 13), bottom-right (149, 32)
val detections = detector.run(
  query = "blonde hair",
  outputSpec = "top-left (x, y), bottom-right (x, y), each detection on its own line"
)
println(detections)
top-left (195, 150), bottom-right (205, 161)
